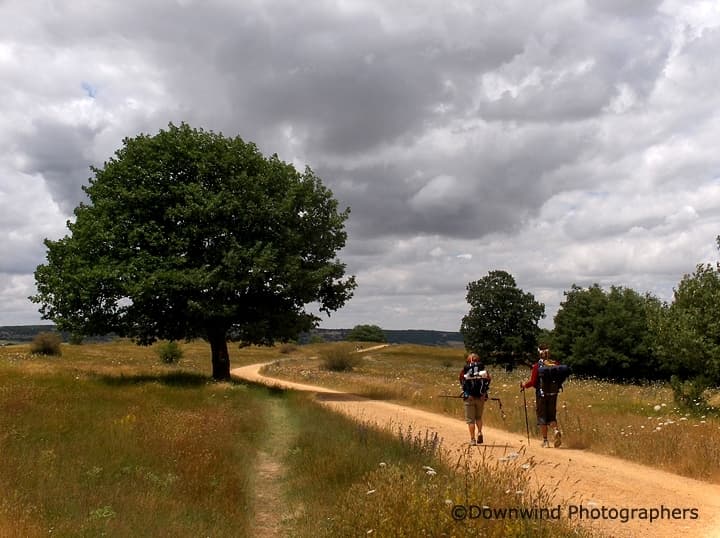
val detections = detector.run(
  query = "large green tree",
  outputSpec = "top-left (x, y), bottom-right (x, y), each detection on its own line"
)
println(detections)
top-left (650, 245), bottom-right (720, 388)
top-left (32, 123), bottom-right (356, 380)
top-left (460, 270), bottom-right (544, 364)
top-left (553, 284), bottom-right (660, 380)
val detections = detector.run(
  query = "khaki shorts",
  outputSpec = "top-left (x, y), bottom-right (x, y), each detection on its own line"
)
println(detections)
top-left (536, 393), bottom-right (558, 425)
top-left (463, 395), bottom-right (486, 423)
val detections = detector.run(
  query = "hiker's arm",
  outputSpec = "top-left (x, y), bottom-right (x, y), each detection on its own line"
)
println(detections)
top-left (521, 363), bottom-right (538, 389)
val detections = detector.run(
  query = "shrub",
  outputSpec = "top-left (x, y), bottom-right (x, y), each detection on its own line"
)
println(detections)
top-left (30, 332), bottom-right (63, 356)
top-left (278, 343), bottom-right (298, 354)
top-left (68, 333), bottom-right (84, 345)
top-left (346, 324), bottom-right (387, 343)
top-left (156, 341), bottom-right (183, 364)
top-left (320, 345), bottom-right (360, 372)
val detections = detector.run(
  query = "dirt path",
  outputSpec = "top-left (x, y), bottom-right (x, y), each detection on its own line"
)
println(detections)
top-left (250, 399), bottom-right (293, 537)
top-left (232, 361), bottom-right (720, 538)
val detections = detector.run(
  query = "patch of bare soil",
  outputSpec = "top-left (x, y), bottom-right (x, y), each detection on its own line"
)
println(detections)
top-left (233, 361), bottom-right (720, 538)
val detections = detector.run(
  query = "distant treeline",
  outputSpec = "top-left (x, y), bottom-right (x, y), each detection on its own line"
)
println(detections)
top-left (0, 325), bottom-right (114, 344)
top-left (0, 325), bottom-right (463, 348)
top-left (0, 325), bottom-right (57, 343)
top-left (303, 328), bottom-right (464, 347)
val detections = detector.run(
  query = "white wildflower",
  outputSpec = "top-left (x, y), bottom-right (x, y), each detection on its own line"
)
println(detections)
top-left (366, 489), bottom-right (376, 495)
top-left (653, 405), bottom-right (662, 411)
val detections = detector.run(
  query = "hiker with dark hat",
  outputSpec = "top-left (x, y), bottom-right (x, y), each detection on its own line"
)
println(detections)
top-left (459, 352), bottom-right (491, 445)
top-left (521, 345), bottom-right (563, 448)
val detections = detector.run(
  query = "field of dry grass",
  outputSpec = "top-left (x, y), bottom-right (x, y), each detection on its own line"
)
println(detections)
top-left (0, 339), bottom-right (588, 537)
top-left (262, 342), bottom-right (720, 483)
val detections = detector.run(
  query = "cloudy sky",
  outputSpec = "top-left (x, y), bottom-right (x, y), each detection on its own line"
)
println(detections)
top-left (2, 0), bottom-right (720, 332)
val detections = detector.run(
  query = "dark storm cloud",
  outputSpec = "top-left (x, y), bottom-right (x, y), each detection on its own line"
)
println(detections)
top-left (15, 120), bottom-right (101, 212)
top-left (2, 0), bottom-right (720, 330)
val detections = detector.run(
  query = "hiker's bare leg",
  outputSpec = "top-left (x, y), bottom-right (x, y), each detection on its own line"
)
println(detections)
top-left (468, 423), bottom-right (476, 440)
top-left (540, 424), bottom-right (548, 440)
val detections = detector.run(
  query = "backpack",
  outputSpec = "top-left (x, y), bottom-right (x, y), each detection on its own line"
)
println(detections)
top-left (462, 364), bottom-right (491, 397)
top-left (537, 360), bottom-right (571, 396)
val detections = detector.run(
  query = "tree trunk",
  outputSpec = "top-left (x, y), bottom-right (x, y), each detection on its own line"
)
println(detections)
top-left (208, 327), bottom-right (231, 381)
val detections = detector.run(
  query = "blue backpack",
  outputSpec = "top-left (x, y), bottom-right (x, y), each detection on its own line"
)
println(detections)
top-left (462, 364), bottom-right (491, 398)
top-left (537, 360), bottom-right (571, 396)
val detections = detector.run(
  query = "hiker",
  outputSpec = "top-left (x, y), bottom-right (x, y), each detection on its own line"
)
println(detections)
top-left (459, 352), bottom-right (491, 445)
top-left (521, 345), bottom-right (563, 448)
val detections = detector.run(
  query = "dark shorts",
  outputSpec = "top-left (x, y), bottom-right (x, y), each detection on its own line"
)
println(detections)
top-left (536, 393), bottom-right (558, 425)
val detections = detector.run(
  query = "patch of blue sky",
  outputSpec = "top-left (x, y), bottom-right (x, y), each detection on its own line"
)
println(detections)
top-left (81, 81), bottom-right (97, 98)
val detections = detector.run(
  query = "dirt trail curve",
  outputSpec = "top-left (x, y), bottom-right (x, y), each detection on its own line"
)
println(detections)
top-left (232, 361), bottom-right (720, 538)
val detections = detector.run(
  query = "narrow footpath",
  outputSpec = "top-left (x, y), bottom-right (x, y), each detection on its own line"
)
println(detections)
top-left (250, 399), bottom-right (293, 537)
top-left (233, 361), bottom-right (720, 538)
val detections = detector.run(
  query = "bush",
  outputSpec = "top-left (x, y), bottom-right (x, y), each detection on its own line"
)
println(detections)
top-left (346, 324), bottom-right (387, 343)
top-left (30, 332), bottom-right (63, 356)
top-left (157, 341), bottom-right (183, 364)
top-left (320, 345), bottom-right (361, 372)
top-left (68, 333), bottom-right (84, 345)
top-left (279, 343), bottom-right (298, 354)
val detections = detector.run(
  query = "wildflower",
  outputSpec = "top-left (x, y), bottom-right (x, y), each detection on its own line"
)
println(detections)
top-left (366, 489), bottom-right (376, 495)
top-left (379, 462), bottom-right (387, 468)
top-left (521, 463), bottom-right (530, 470)
top-left (445, 499), bottom-right (453, 506)
top-left (653, 405), bottom-right (662, 411)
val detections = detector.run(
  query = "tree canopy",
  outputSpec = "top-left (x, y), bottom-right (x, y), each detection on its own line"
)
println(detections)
top-left (32, 123), bottom-right (356, 380)
top-left (650, 246), bottom-right (720, 393)
top-left (460, 270), bottom-right (544, 364)
top-left (346, 324), bottom-right (387, 343)
top-left (553, 284), bottom-right (661, 380)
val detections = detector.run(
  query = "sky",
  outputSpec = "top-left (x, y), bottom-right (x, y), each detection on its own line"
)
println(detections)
top-left (2, 0), bottom-right (720, 332)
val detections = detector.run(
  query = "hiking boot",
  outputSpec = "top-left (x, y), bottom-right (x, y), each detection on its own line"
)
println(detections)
top-left (470, 439), bottom-right (477, 446)
top-left (477, 434), bottom-right (483, 444)
top-left (553, 429), bottom-right (562, 448)
top-left (541, 439), bottom-right (550, 448)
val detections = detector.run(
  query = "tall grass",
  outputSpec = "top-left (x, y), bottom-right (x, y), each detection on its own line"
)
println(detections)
top-left (261, 343), bottom-right (720, 483)
top-left (0, 340), bottom-right (276, 537)
top-left (281, 392), bottom-right (588, 537)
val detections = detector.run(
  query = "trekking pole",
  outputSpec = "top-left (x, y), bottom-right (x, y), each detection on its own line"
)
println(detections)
top-left (489, 397), bottom-right (506, 422)
top-left (521, 388), bottom-right (530, 445)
